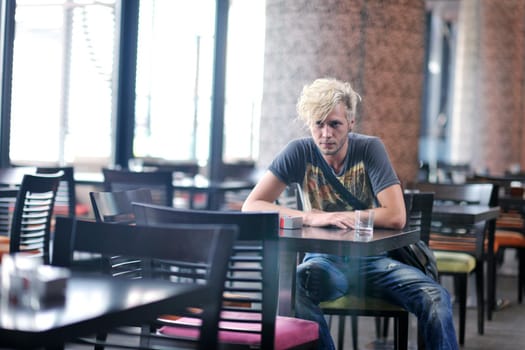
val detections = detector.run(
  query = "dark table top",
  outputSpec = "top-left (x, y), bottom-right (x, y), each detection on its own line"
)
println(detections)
top-left (431, 204), bottom-right (500, 225)
top-left (0, 273), bottom-right (210, 349)
top-left (279, 226), bottom-right (420, 256)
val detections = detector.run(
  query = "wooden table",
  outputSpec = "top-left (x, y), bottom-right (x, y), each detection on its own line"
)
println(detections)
top-left (431, 204), bottom-right (501, 321)
top-left (278, 226), bottom-right (420, 316)
top-left (0, 274), bottom-right (211, 349)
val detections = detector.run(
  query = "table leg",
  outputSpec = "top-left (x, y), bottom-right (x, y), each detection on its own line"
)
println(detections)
top-left (487, 220), bottom-right (496, 320)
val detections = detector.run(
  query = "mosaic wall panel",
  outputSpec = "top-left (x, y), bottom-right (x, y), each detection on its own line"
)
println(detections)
top-left (479, 0), bottom-right (525, 175)
top-left (260, 0), bottom-right (425, 183)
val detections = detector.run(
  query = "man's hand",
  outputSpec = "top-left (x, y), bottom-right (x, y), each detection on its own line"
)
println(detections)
top-left (303, 209), bottom-right (357, 229)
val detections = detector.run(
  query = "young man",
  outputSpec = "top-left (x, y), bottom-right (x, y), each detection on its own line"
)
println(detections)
top-left (242, 78), bottom-right (458, 350)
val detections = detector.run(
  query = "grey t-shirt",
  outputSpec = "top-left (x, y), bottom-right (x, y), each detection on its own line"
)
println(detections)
top-left (269, 133), bottom-right (400, 211)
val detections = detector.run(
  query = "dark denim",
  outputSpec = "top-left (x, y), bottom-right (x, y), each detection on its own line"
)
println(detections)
top-left (295, 253), bottom-right (459, 350)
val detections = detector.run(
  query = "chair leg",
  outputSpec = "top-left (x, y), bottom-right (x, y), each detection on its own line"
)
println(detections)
top-left (337, 315), bottom-right (346, 350)
top-left (94, 333), bottom-right (107, 350)
top-left (374, 316), bottom-right (382, 339)
top-left (351, 315), bottom-right (358, 350)
top-left (487, 246), bottom-right (497, 321)
top-left (397, 313), bottom-right (409, 350)
top-left (475, 264), bottom-right (485, 335)
top-left (515, 249), bottom-right (521, 302)
top-left (455, 275), bottom-right (467, 346)
top-left (382, 316), bottom-right (390, 339)
top-left (417, 321), bottom-right (425, 350)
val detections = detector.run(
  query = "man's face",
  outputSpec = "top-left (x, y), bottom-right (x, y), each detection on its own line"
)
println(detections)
top-left (310, 103), bottom-right (353, 157)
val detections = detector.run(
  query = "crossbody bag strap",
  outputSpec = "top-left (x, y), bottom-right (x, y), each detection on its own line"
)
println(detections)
top-left (315, 151), bottom-right (368, 210)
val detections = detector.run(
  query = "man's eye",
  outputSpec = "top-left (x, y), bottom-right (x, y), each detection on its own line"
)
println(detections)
top-left (328, 121), bottom-right (341, 128)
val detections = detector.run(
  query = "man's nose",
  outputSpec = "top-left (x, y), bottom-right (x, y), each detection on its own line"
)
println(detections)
top-left (321, 124), bottom-right (332, 137)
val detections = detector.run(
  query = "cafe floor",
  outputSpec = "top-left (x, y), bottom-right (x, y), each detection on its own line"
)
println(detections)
top-left (342, 248), bottom-right (525, 350)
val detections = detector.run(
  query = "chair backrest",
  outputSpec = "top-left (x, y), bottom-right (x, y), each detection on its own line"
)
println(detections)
top-left (102, 168), bottom-right (174, 206)
top-left (408, 182), bottom-right (495, 259)
top-left (0, 188), bottom-right (19, 238)
top-left (37, 166), bottom-right (76, 218)
top-left (409, 182), bottom-right (493, 206)
top-left (90, 188), bottom-right (153, 224)
top-left (9, 172), bottom-right (62, 264)
top-left (52, 216), bottom-right (238, 350)
top-left (132, 202), bottom-right (280, 350)
top-left (403, 191), bottom-right (434, 244)
top-left (276, 182), bottom-right (304, 210)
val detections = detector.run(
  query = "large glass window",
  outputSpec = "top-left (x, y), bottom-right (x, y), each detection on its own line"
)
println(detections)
top-left (9, 0), bottom-right (118, 171)
top-left (7, 0), bottom-right (265, 171)
top-left (134, 0), bottom-right (215, 163)
top-left (134, 0), bottom-right (265, 165)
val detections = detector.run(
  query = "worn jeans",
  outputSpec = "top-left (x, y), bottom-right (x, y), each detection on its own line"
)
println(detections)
top-left (295, 253), bottom-right (459, 350)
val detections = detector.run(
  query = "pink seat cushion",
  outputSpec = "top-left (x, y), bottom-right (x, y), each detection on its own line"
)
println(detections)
top-left (159, 311), bottom-right (318, 349)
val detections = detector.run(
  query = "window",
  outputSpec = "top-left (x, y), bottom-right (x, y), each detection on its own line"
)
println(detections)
top-left (6, 0), bottom-right (266, 171)
top-left (134, 0), bottom-right (265, 165)
top-left (134, 0), bottom-right (215, 163)
top-left (9, 0), bottom-right (118, 171)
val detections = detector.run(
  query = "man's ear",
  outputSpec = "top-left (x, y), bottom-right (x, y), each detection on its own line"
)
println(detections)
top-left (348, 118), bottom-right (355, 131)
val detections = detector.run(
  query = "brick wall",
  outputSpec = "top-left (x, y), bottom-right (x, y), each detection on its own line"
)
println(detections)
top-left (260, 0), bottom-right (426, 183)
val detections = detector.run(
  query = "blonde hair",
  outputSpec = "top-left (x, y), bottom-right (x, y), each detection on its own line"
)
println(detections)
top-left (296, 78), bottom-right (361, 127)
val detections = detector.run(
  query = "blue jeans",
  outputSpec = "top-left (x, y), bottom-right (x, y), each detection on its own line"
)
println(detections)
top-left (295, 253), bottom-right (459, 350)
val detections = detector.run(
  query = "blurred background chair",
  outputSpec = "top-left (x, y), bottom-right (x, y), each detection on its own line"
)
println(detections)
top-left (320, 192), bottom-right (434, 350)
top-left (52, 216), bottom-right (237, 350)
top-left (408, 182), bottom-right (495, 345)
top-left (90, 188), bottom-right (153, 224)
top-left (102, 168), bottom-right (174, 207)
top-left (469, 174), bottom-right (525, 316)
top-left (36, 166), bottom-right (89, 218)
top-left (0, 172), bottom-right (62, 264)
top-left (132, 203), bottom-right (319, 350)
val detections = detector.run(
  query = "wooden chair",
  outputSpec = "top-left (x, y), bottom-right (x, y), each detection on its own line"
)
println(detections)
top-left (320, 192), bottom-right (434, 350)
top-left (0, 172), bottom-right (63, 264)
top-left (52, 216), bottom-right (238, 350)
top-left (409, 182), bottom-right (495, 345)
top-left (132, 203), bottom-right (319, 350)
top-left (102, 168), bottom-right (174, 206)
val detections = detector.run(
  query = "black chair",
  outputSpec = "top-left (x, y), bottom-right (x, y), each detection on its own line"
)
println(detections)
top-left (132, 203), bottom-right (319, 350)
top-left (409, 182), bottom-right (495, 345)
top-left (90, 188), bottom-right (153, 224)
top-left (52, 216), bottom-right (238, 350)
top-left (102, 168), bottom-right (174, 206)
top-left (0, 188), bottom-right (19, 250)
top-left (469, 174), bottom-right (525, 317)
top-left (36, 166), bottom-right (90, 218)
top-left (0, 172), bottom-right (63, 264)
top-left (320, 192), bottom-right (434, 350)
top-left (89, 188), bottom-right (154, 279)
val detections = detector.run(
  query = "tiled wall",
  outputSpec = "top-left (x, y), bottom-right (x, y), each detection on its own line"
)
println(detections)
top-left (260, 0), bottom-right (425, 184)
